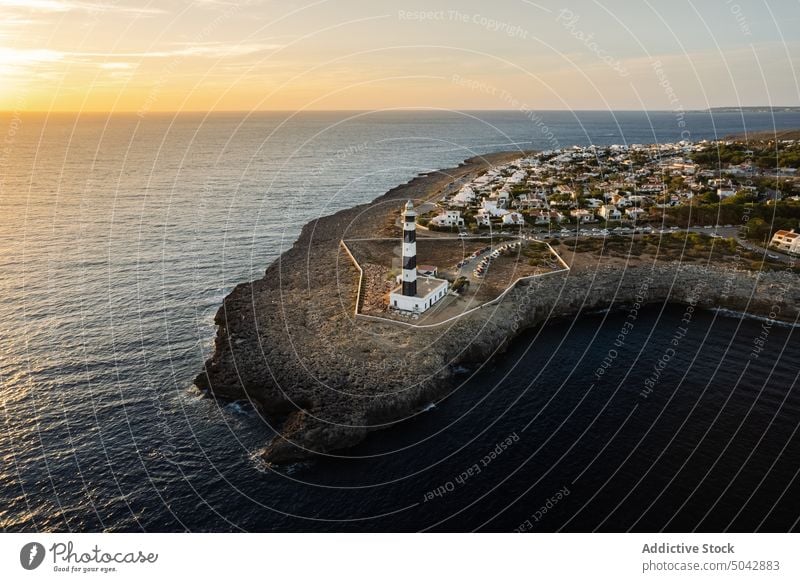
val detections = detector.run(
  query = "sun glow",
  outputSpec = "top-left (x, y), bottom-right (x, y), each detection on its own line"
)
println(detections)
top-left (0, 0), bottom-right (798, 112)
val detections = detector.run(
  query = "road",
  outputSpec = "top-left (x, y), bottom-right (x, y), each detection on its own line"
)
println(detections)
top-left (736, 238), bottom-right (797, 265)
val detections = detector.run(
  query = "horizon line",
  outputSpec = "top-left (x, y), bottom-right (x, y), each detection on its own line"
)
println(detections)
top-left (2, 106), bottom-right (798, 115)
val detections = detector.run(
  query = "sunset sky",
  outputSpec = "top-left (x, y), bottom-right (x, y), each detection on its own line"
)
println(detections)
top-left (1, 0), bottom-right (798, 112)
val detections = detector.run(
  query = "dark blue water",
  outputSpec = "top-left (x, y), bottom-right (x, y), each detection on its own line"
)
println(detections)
top-left (1, 110), bottom-right (799, 531)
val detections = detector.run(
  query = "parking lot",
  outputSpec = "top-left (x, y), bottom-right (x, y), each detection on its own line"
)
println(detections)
top-left (529, 224), bottom-right (741, 241)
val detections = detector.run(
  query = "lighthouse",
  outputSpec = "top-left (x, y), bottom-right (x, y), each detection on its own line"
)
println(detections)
top-left (402, 200), bottom-right (417, 296)
top-left (389, 200), bottom-right (449, 314)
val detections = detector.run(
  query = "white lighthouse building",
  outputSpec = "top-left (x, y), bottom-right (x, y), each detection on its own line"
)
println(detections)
top-left (389, 200), bottom-right (449, 313)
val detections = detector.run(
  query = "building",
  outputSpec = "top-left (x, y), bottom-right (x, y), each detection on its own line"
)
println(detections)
top-left (627, 195), bottom-right (650, 206)
top-left (481, 199), bottom-right (509, 217)
top-left (502, 212), bottom-right (525, 226)
top-left (610, 192), bottom-right (628, 205)
top-left (389, 201), bottom-right (449, 313)
top-left (514, 194), bottom-right (545, 210)
top-left (450, 186), bottom-right (477, 207)
top-left (531, 209), bottom-right (564, 225)
top-left (770, 229), bottom-right (800, 255)
top-left (584, 198), bottom-right (603, 208)
top-left (417, 265), bottom-right (438, 277)
top-left (625, 207), bottom-right (647, 220)
top-left (390, 277), bottom-right (449, 313)
top-left (497, 188), bottom-right (511, 207)
top-left (506, 169), bottom-right (527, 185)
top-left (475, 212), bottom-right (491, 227)
top-left (430, 210), bottom-right (464, 228)
top-left (570, 208), bottom-right (595, 223)
top-left (598, 204), bottom-right (622, 221)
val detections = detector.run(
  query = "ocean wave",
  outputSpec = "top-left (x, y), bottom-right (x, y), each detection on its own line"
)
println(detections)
top-left (711, 307), bottom-right (800, 328)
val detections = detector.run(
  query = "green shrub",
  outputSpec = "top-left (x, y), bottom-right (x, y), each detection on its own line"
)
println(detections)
top-left (451, 276), bottom-right (470, 294)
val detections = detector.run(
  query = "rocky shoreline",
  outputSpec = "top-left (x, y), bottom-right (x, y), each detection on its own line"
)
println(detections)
top-left (194, 153), bottom-right (800, 464)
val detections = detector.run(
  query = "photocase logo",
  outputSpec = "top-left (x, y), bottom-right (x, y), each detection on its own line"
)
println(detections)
top-left (20, 542), bottom-right (46, 570)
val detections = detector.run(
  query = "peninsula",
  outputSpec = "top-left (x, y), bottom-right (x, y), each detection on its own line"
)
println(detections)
top-left (195, 141), bottom-right (800, 464)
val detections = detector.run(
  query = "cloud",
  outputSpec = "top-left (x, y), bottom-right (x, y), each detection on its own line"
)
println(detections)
top-left (99, 62), bottom-right (137, 70)
top-left (0, 40), bottom-right (283, 83)
top-left (190, 0), bottom-right (242, 7)
top-left (0, 47), bottom-right (63, 65)
top-left (76, 42), bottom-right (285, 60)
top-left (0, 0), bottom-right (73, 10)
top-left (0, 47), bottom-right (63, 83)
top-left (0, 16), bottom-right (35, 40)
top-left (0, 0), bottom-right (165, 15)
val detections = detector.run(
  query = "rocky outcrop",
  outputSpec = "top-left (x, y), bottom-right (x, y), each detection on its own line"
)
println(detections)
top-left (195, 153), bottom-right (800, 464)
top-left (360, 263), bottom-right (393, 315)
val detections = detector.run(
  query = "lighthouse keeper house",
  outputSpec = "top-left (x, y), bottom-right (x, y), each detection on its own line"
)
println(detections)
top-left (389, 200), bottom-right (449, 313)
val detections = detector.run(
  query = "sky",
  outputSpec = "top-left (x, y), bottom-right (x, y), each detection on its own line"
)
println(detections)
top-left (1, 0), bottom-right (798, 112)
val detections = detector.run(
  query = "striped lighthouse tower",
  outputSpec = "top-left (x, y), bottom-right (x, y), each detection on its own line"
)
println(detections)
top-left (402, 200), bottom-right (417, 296)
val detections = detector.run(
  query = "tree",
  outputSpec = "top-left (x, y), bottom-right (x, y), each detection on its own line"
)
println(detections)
top-left (744, 217), bottom-right (771, 244)
top-left (668, 176), bottom-right (685, 191)
top-left (699, 190), bottom-right (719, 205)
top-left (722, 191), bottom-right (756, 204)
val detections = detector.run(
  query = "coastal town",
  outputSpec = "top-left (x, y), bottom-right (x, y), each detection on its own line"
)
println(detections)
top-left (420, 136), bottom-right (800, 245)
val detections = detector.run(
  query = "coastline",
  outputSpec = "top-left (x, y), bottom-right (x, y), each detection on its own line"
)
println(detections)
top-left (194, 152), bottom-right (800, 464)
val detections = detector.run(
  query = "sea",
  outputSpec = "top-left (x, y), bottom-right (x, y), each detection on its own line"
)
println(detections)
top-left (1, 110), bottom-right (799, 532)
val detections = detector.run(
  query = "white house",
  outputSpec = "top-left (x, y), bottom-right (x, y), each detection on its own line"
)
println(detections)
top-left (570, 208), bottom-right (595, 223)
top-left (502, 212), bottom-right (525, 226)
top-left (717, 187), bottom-right (736, 199)
top-left (598, 204), bottom-right (622, 221)
top-left (430, 210), bottom-right (464, 228)
top-left (531, 210), bottom-right (564, 225)
top-left (770, 229), bottom-right (800, 255)
top-left (451, 186), bottom-right (477, 207)
top-left (584, 198), bottom-right (603, 209)
top-left (481, 199), bottom-right (510, 217)
top-left (475, 211), bottom-right (492, 227)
